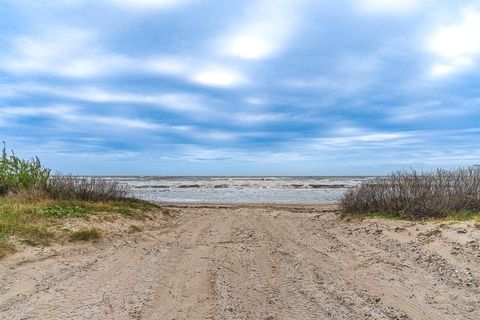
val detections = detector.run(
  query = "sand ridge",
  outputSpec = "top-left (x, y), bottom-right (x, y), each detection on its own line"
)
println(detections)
top-left (0, 204), bottom-right (479, 319)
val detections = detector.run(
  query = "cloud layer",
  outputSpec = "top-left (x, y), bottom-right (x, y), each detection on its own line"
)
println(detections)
top-left (1, 0), bottom-right (479, 175)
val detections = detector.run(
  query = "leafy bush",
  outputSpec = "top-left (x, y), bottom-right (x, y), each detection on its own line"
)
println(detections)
top-left (47, 175), bottom-right (130, 201)
top-left (340, 166), bottom-right (480, 219)
top-left (0, 143), bottom-right (50, 194)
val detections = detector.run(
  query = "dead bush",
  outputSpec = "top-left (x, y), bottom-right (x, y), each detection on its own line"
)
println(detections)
top-left (340, 166), bottom-right (480, 219)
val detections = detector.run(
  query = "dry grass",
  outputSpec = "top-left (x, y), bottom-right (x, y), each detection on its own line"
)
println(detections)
top-left (69, 228), bottom-right (101, 241)
top-left (47, 175), bottom-right (130, 201)
top-left (0, 147), bottom-right (158, 259)
top-left (0, 192), bottom-right (157, 259)
top-left (341, 166), bottom-right (480, 219)
top-left (128, 225), bottom-right (143, 233)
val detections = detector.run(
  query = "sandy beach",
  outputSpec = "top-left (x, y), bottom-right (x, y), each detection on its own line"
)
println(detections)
top-left (0, 204), bottom-right (479, 319)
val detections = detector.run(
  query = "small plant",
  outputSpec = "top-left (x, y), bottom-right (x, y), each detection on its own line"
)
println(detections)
top-left (0, 240), bottom-right (15, 259)
top-left (17, 227), bottom-right (53, 246)
top-left (128, 225), bottom-right (143, 233)
top-left (69, 228), bottom-right (101, 241)
top-left (40, 205), bottom-right (87, 218)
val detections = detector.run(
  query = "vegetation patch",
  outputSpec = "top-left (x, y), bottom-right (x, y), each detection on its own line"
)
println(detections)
top-left (0, 143), bottom-right (50, 195)
top-left (69, 228), bottom-right (101, 241)
top-left (432, 211), bottom-right (480, 223)
top-left (46, 175), bottom-right (129, 201)
top-left (40, 205), bottom-right (87, 218)
top-left (112, 199), bottom-right (158, 218)
top-left (0, 144), bottom-right (158, 259)
top-left (341, 166), bottom-right (480, 220)
top-left (0, 240), bottom-right (15, 259)
top-left (128, 225), bottom-right (143, 233)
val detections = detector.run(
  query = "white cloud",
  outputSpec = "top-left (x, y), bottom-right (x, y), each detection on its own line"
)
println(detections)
top-left (1, 26), bottom-right (250, 88)
top-left (282, 77), bottom-right (341, 91)
top-left (1, 27), bottom-right (128, 78)
top-left (0, 104), bottom-right (160, 130)
top-left (0, 105), bottom-right (75, 118)
top-left (388, 100), bottom-right (476, 122)
top-left (281, 54), bottom-right (379, 95)
top-left (224, 35), bottom-right (277, 60)
top-left (5, 83), bottom-right (211, 114)
top-left (308, 126), bottom-right (413, 148)
top-left (244, 97), bottom-right (265, 106)
top-left (217, 0), bottom-right (305, 60)
top-left (147, 56), bottom-right (190, 75)
top-left (0, 102), bottom-right (243, 141)
top-left (63, 114), bottom-right (160, 130)
top-left (356, 0), bottom-right (424, 15)
top-left (145, 56), bottom-right (249, 88)
top-left (233, 112), bottom-right (285, 124)
top-left (190, 67), bottom-right (246, 87)
top-left (108, 0), bottom-right (192, 9)
top-left (428, 7), bottom-right (480, 77)
top-left (196, 131), bottom-right (237, 142)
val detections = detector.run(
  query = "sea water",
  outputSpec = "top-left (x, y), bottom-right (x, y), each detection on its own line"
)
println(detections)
top-left (99, 176), bottom-right (371, 204)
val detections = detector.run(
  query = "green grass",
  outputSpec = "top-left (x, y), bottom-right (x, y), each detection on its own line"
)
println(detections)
top-left (69, 228), bottom-right (101, 241)
top-left (0, 194), bottom-right (157, 258)
top-left (350, 211), bottom-right (410, 220)
top-left (40, 205), bottom-right (87, 218)
top-left (348, 210), bottom-right (480, 222)
top-left (432, 211), bottom-right (480, 222)
top-left (0, 146), bottom-right (159, 259)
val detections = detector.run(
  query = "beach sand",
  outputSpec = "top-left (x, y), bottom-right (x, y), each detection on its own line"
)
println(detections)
top-left (0, 204), bottom-right (479, 319)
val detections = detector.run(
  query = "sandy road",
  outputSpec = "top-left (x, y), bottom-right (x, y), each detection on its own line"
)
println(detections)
top-left (0, 204), bottom-right (479, 319)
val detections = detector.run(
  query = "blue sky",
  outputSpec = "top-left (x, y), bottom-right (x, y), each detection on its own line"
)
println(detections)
top-left (1, 0), bottom-right (479, 175)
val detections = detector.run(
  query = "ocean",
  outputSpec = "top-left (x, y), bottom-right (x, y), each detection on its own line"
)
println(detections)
top-left (100, 176), bottom-right (371, 204)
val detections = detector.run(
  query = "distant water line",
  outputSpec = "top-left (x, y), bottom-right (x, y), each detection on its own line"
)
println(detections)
top-left (94, 176), bottom-right (371, 204)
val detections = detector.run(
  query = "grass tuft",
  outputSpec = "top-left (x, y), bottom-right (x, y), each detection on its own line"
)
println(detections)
top-left (69, 228), bottom-right (101, 241)
top-left (0, 240), bottom-right (15, 259)
top-left (128, 225), bottom-right (143, 233)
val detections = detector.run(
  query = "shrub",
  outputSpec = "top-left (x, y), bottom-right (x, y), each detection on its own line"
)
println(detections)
top-left (0, 143), bottom-right (50, 194)
top-left (340, 166), bottom-right (480, 219)
top-left (47, 175), bottom-right (130, 201)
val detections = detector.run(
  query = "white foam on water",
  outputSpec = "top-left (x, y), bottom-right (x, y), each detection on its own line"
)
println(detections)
top-left (96, 176), bottom-right (371, 204)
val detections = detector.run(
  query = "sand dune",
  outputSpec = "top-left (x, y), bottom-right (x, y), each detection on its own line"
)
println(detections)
top-left (1, 204), bottom-right (479, 319)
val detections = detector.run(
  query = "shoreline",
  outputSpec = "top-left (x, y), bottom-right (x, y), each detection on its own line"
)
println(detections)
top-left (153, 201), bottom-right (339, 208)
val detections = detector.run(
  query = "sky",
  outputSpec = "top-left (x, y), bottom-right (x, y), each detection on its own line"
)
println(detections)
top-left (0, 0), bottom-right (479, 175)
